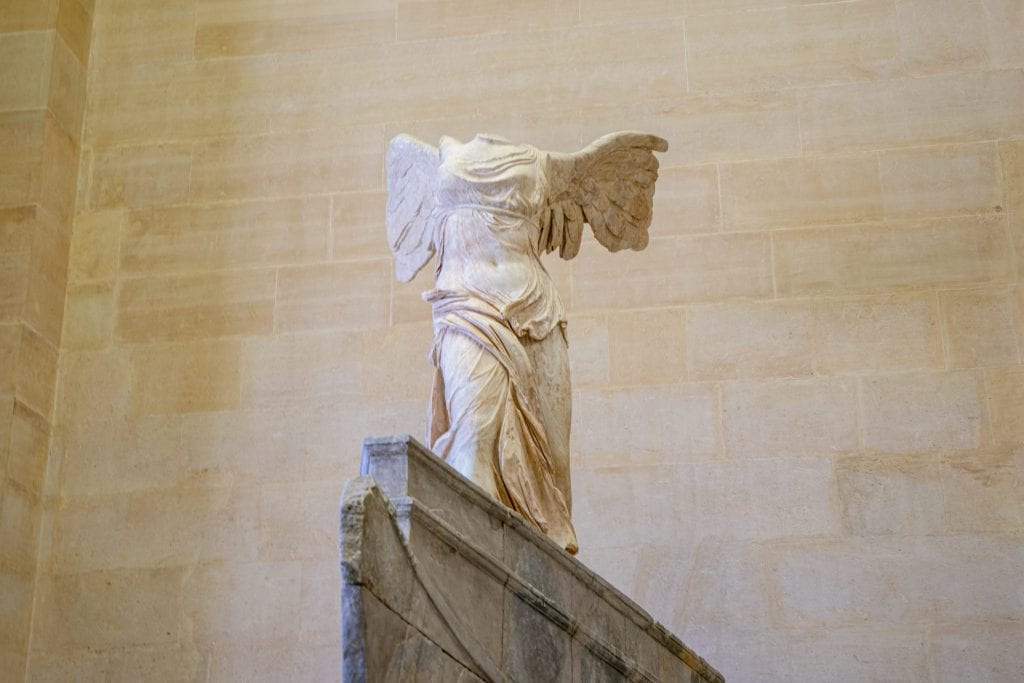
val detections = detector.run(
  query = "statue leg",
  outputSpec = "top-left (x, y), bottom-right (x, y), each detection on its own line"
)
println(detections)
top-left (524, 327), bottom-right (572, 513)
top-left (431, 330), bottom-right (506, 502)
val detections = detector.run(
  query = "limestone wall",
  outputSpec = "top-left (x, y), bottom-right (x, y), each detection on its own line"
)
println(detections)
top-left (0, 0), bottom-right (92, 678)
top-left (21, 0), bottom-right (1024, 680)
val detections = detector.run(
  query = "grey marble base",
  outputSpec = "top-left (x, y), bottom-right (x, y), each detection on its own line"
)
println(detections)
top-left (340, 435), bottom-right (724, 683)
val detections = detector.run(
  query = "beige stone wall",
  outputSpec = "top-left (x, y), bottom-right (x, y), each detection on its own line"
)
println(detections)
top-left (0, 0), bottom-right (92, 678)
top-left (21, 0), bottom-right (1024, 680)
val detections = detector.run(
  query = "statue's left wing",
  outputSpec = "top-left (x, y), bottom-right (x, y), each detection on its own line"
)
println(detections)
top-left (386, 134), bottom-right (440, 282)
top-left (538, 132), bottom-right (668, 259)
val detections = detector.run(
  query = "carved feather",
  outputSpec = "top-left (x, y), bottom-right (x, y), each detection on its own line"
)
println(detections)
top-left (385, 134), bottom-right (439, 283)
top-left (540, 132), bottom-right (668, 257)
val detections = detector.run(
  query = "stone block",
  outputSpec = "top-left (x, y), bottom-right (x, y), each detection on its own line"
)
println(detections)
top-left (398, 0), bottom-right (578, 41)
top-left (38, 112), bottom-right (77, 223)
top-left (0, 250), bottom-right (28, 326)
top-left (344, 587), bottom-right (478, 683)
top-left (89, 0), bottom-right (195, 65)
top-left (360, 322), bottom-right (435, 403)
top-left (117, 270), bottom-right (276, 344)
top-left (57, 348), bottom-right (131, 424)
top-left (987, 368), bottom-right (1024, 449)
top-left (0, 0), bottom-right (57, 32)
top-left (770, 537), bottom-right (919, 627)
top-left (46, 35), bottom-right (86, 144)
top-left (61, 281), bottom-right (114, 350)
top-left (59, 415), bottom-right (183, 495)
top-left (67, 210), bottom-right (121, 283)
top-left (566, 314), bottom-right (610, 388)
top-left (861, 371), bottom-right (984, 453)
top-left (129, 340), bottom-right (242, 415)
top-left (209, 642), bottom-right (337, 683)
top-left (122, 197), bottom-right (330, 275)
top-left (580, 91), bottom-right (801, 166)
top-left (85, 59), bottom-right (263, 147)
top-left (573, 464), bottom-right (696, 548)
top-left (55, 0), bottom-right (91, 64)
top-left (836, 455), bottom-right (945, 536)
top-left (22, 206), bottom-right (69, 345)
top-left (896, 0), bottom-right (990, 75)
top-left (26, 650), bottom-right (110, 683)
top-left (686, 1), bottom-right (900, 92)
top-left (257, 482), bottom-right (339, 561)
top-left (1002, 140), bottom-right (1024, 275)
top-left (799, 69), bottom-right (1024, 153)
top-left (332, 191), bottom-right (391, 261)
top-left (15, 325), bottom-right (57, 421)
top-left (677, 623), bottom-right (792, 683)
top-left (0, 112), bottom-right (45, 208)
top-left (720, 153), bottom-right (883, 230)
top-left (0, 484), bottom-right (40, 575)
top-left (940, 456), bottom-right (1023, 533)
top-left (90, 142), bottom-right (191, 210)
top-left (813, 293), bottom-right (944, 374)
top-left (182, 560), bottom-right (303, 645)
top-left (879, 142), bottom-right (1003, 219)
top-left (504, 525), bottom-right (573, 606)
top-left (571, 639), bottom-right (627, 683)
top-left (361, 436), bottom-right (506, 560)
top-left (189, 124), bottom-right (384, 202)
top-left (51, 487), bottom-right (259, 572)
top-left (607, 308), bottom-right (686, 385)
top-left (914, 536), bottom-right (1024, 622)
top-left (771, 535), bottom-right (1024, 627)
top-left (275, 261), bottom-right (390, 333)
top-left (240, 331), bottom-right (363, 409)
top-left (983, 0), bottom-right (1024, 68)
top-left (580, 0), bottom-right (683, 23)
top-left (390, 270), bottom-right (435, 325)
top-left (941, 288), bottom-right (1022, 368)
top-left (787, 625), bottom-right (931, 682)
top-left (0, 324), bottom-right (19, 397)
top-left (773, 216), bottom-right (1013, 296)
top-left (180, 404), bottom-right (368, 487)
top-left (572, 385), bottom-right (719, 466)
top-left (650, 164), bottom-right (720, 235)
top-left (31, 568), bottom-right (184, 650)
top-left (502, 591), bottom-right (572, 682)
top-left (570, 577), bottom-right (628, 657)
top-left (106, 645), bottom-right (208, 683)
top-left (928, 623), bottom-right (1024, 683)
top-left (721, 377), bottom-right (859, 458)
top-left (573, 232), bottom-right (772, 310)
top-left (693, 458), bottom-right (840, 538)
top-left (6, 401), bottom-right (50, 496)
top-left (346, 437), bottom-right (723, 682)
top-left (687, 301), bottom-right (816, 379)
top-left (196, 0), bottom-right (394, 58)
top-left (0, 31), bottom-right (54, 112)
top-left (299, 559), bottom-right (341, 646)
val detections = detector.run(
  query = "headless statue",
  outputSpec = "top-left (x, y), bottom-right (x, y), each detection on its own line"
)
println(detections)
top-left (385, 131), bottom-right (668, 554)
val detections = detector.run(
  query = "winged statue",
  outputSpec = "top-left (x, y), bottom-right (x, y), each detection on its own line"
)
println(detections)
top-left (385, 131), bottom-right (669, 555)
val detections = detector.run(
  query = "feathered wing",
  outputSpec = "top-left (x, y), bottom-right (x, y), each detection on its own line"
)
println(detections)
top-left (385, 134), bottom-right (440, 282)
top-left (538, 132), bottom-right (668, 259)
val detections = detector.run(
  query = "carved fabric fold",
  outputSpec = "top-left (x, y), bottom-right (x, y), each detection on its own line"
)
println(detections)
top-left (427, 291), bottom-right (578, 555)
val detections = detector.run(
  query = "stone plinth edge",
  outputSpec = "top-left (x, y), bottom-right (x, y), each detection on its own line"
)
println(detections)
top-left (340, 434), bottom-right (724, 683)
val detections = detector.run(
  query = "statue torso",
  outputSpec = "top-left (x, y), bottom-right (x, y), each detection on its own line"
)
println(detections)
top-left (430, 135), bottom-right (565, 340)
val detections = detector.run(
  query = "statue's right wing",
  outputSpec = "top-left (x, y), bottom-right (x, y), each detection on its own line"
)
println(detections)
top-left (539, 132), bottom-right (667, 259)
top-left (385, 134), bottom-right (440, 283)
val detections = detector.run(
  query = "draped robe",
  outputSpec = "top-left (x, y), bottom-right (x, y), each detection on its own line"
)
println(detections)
top-left (424, 134), bottom-right (577, 554)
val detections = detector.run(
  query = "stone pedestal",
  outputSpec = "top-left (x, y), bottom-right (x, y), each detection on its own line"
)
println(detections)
top-left (340, 434), bottom-right (724, 682)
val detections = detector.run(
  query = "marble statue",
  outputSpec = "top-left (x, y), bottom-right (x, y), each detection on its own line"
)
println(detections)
top-left (385, 131), bottom-right (668, 555)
